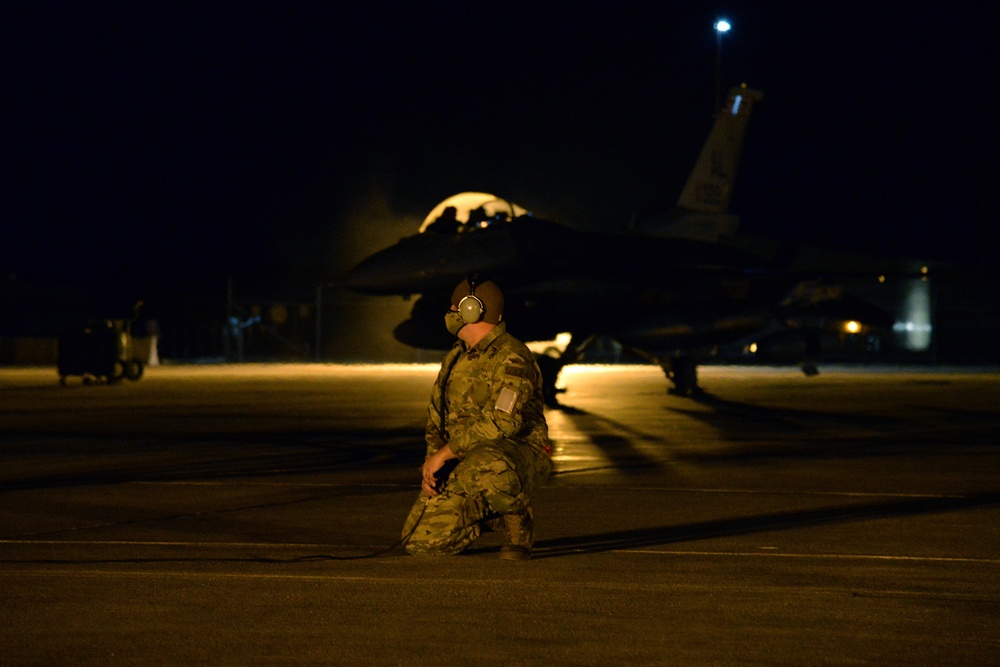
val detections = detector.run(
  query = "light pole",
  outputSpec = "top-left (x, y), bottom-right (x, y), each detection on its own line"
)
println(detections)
top-left (714, 19), bottom-right (731, 112)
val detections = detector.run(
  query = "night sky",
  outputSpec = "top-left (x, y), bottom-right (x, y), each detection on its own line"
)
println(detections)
top-left (5, 1), bottom-right (998, 292)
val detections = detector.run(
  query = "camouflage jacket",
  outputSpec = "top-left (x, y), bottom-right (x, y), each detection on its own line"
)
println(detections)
top-left (426, 322), bottom-right (551, 459)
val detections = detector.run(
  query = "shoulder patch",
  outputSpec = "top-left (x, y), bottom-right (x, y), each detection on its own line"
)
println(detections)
top-left (505, 365), bottom-right (528, 379)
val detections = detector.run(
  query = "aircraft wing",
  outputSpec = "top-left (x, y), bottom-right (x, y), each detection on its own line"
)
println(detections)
top-left (345, 86), bottom-right (935, 400)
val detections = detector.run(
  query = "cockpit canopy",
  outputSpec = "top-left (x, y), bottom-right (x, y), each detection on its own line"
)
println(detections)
top-left (419, 192), bottom-right (530, 234)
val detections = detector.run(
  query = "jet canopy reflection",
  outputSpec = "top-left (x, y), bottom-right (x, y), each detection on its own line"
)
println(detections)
top-left (419, 192), bottom-right (531, 235)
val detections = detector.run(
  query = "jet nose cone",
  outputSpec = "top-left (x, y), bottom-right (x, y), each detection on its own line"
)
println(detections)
top-left (345, 237), bottom-right (459, 295)
top-left (345, 250), bottom-right (411, 295)
top-left (344, 257), bottom-right (381, 294)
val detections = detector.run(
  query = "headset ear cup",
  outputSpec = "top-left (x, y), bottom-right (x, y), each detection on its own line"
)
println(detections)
top-left (459, 295), bottom-right (484, 323)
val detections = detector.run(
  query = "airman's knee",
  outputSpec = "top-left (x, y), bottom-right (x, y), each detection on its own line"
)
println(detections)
top-left (404, 526), bottom-right (473, 556)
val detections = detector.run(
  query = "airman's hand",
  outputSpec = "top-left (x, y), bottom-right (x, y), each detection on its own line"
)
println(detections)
top-left (421, 445), bottom-right (455, 496)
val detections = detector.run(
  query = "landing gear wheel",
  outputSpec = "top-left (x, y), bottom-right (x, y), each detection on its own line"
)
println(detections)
top-left (107, 361), bottom-right (125, 385)
top-left (534, 354), bottom-right (564, 408)
top-left (124, 360), bottom-right (144, 381)
top-left (666, 355), bottom-right (699, 397)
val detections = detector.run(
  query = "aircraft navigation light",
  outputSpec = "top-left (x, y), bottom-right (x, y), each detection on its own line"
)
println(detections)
top-left (893, 278), bottom-right (932, 351)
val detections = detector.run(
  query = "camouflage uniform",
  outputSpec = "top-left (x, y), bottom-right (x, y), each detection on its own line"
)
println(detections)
top-left (402, 321), bottom-right (552, 555)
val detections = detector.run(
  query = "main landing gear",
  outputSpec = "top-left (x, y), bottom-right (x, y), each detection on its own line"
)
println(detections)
top-left (534, 335), bottom-right (704, 405)
top-left (660, 354), bottom-right (700, 397)
top-left (626, 347), bottom-right (701, 398)
top-left (533, 334), bottom-right (597, 408)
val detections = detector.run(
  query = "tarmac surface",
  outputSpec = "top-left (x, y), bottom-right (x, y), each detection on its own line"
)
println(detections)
top-left (1, 363), bottom-right (998, 665)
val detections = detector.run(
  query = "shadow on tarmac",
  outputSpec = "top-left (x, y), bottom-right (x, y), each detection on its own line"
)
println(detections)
top-left (9, 491), bottom-right (1000, 565)
top-left (528, 491), bottom-right (1000, 560)
top-left (550, 403), bottom-right (670, 473)
top-left (668, 392), bottom-right (1000, 461)
top-left (8, 383), bottom-right (1000, 566)
top-left (680, 390), bottom-right (909, 434)
top-left (547, 394), bottom-right (996, 477)
top-left (0, 427), bottom-right (425, 491)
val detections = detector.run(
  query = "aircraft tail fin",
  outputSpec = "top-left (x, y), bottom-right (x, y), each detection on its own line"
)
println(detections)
top-left (637, 85), bottom-right (762, 241)
top-left (678, 85), bottom-right (763, 214)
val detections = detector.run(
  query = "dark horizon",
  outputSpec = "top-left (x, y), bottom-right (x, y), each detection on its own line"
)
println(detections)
top-left (6, 3), bottom-right (998, 286)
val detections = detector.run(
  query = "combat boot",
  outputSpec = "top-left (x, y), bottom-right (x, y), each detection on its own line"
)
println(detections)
top-left (497, 506), bottom-right (534, 561)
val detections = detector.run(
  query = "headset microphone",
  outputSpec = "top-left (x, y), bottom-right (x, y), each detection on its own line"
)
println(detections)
top-left (458, 274), bottom-right (486, 324)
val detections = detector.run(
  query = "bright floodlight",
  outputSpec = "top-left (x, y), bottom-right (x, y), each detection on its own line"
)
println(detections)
top-left (715, 20), bottom-right (731, 33)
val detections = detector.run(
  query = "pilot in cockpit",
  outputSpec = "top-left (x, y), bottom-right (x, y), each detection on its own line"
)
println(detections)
top-left (425, 205), bottom-right (462, 234)
top-left (466, 206), bottom-right (489, 230)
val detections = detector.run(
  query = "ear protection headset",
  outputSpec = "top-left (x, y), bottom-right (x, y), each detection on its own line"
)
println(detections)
top-left (458, 275), bottom-right (485, 324)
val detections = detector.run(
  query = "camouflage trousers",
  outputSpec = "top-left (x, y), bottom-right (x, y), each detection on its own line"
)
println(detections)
top-left (401, 438), bottom-right (552, 556)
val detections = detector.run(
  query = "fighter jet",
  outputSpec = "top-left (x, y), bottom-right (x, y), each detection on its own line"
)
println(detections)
top-left (347, 85), bottom-right (931, 403)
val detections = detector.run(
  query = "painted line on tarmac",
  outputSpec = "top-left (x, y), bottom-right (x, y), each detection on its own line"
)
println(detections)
top-left (544, 486), bottom-right (965, 499)
top-left (2, 569), bottom-right (999, 601)
top-left (118, 481), bottom-right (979, 500)
top-left (622, 548), bottom-right (1000, 564)
top-left (128, 481), bottom-right (416, 488)
top-left (0, 539), bottom-right (358, 549)
top-left (3, 539), bottom-right (998, 566)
